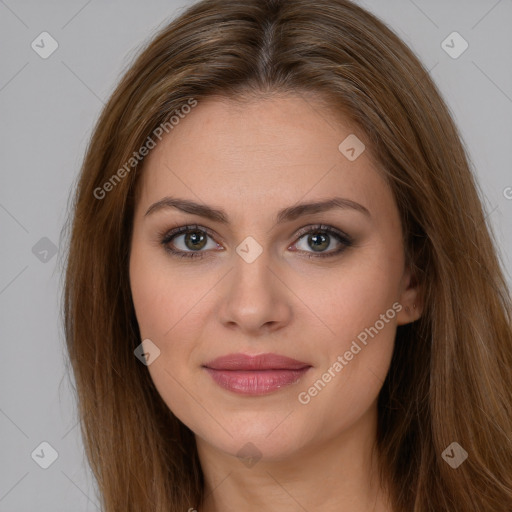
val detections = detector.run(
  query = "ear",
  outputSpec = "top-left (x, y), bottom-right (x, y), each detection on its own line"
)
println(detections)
top-left (396, 264), bottom-right (423, 325)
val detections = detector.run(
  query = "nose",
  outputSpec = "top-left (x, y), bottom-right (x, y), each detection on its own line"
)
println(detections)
top-left (217, 249), bottom-right (292, 336)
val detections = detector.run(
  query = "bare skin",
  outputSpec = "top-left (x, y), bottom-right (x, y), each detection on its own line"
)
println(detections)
top-left (129, 94), bottom-right (422, 512)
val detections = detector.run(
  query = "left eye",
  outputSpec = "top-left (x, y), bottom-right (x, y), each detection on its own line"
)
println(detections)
top-left (160, 224), bottom-right (353, 259)
top-left (290, 225), bottom-right (353, 259)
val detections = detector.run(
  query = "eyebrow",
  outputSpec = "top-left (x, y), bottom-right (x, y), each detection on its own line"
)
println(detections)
top-left (144, 196), bottom-right (371, 223)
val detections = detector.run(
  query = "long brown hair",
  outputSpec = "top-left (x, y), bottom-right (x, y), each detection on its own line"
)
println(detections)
top-left (62, 0), bottom-right (512, 510)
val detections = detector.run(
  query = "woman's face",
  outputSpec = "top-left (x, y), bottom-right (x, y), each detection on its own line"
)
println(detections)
top-left (129, 94), bottom-right (421, 461)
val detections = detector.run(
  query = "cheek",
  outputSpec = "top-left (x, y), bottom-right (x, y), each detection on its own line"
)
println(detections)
top-left (294, 243), bottom-right (401, 425)
top-left (293, 238), bottom-right (403, 346)
top-left (129, 239), bottom-right (218, 390)
top-left (129, 246), bottom-right (207, 427)
top-left (129, 239), bottom-right (206, 339)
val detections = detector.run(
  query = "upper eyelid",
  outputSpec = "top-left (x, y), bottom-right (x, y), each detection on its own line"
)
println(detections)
top-left (162, 224), bottom-right (221, 243)
top-left (293, 224), bottom-right (351, 242)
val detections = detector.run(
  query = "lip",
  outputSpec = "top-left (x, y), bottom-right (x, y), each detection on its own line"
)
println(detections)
top-left (204, 353), bottom-right (310, 371)
top-left (203, 353), bottom-right (312, 395)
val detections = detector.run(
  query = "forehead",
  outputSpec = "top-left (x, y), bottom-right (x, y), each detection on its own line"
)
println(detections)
top-left (136, 94), bottom-right (392, 223)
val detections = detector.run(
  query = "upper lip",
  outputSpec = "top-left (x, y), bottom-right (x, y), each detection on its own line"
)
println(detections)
top-left (203, 353), bottom-right (311, 371)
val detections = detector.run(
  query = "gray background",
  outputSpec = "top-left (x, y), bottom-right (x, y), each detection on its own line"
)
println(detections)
top-left (1, 0), bottom-right (511, 510)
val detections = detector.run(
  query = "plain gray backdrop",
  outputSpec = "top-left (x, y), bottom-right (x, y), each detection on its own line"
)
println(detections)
top-left (1, 0), bottom-right (511, 510)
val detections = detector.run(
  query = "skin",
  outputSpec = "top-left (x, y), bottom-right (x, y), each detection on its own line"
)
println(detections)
top-left (129, 94), bottom-right (422, 512)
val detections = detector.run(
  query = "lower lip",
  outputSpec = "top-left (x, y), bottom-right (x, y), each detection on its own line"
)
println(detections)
top-left (203, 367), bottom-right (311, 395)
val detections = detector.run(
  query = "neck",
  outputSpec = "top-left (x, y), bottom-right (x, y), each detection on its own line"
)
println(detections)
top-left (196, 403), bottom-right (392, 512)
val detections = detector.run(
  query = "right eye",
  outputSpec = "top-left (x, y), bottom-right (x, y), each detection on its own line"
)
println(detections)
top-left (160, 224), bottom-right (222, 259)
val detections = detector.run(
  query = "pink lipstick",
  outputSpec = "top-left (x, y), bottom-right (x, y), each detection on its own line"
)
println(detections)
top-left (203, 353), bottom-right (311, 395)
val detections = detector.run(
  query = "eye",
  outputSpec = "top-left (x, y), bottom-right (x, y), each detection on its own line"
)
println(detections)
top-left (291, 224), bottom-right (353, 258)
top-left (160, 224), bottom-right (221, 259)
top-left (159, 223), bottom-right (353, 260)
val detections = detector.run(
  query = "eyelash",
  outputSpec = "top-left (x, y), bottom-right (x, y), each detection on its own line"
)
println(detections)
top-left (159, 223), bottom-right (353, 261)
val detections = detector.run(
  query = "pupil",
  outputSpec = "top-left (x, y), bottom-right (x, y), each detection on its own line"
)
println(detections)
top-left (186, 231), bottom-right (206, 250)
top-left (309, 233), bottom-right (328, 252)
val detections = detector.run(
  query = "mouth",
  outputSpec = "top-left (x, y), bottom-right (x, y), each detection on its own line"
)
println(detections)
top-left (202, 353), bottom-right (312, 395)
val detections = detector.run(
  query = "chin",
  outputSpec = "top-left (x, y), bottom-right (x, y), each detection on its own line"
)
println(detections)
top-left (199, 428), bottom-right (306, 464)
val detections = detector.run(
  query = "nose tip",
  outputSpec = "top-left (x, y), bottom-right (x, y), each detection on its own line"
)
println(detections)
top-left (218, 259), bottom-right (292, 335)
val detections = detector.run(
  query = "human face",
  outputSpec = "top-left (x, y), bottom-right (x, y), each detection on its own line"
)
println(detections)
top-left (129, 94), bottom-right (420, 461)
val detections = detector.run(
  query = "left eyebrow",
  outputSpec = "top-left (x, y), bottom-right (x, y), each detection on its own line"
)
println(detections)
top-left (144, 196), bottom-right (371, 223)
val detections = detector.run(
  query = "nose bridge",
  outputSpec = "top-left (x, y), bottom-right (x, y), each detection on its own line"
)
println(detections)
top-left (239, 246), bottom-right (271, 283)
top-left (231, 238), bottom-right (275, 303)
